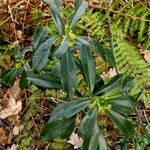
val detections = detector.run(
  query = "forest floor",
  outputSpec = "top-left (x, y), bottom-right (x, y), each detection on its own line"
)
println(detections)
top-left (0, 0), bottom-right (150, 150)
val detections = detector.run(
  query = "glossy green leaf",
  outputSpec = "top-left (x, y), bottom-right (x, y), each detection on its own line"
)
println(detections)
top-left (53, 37), bottom-right (70, 58)
top-left (89, 38), bottom-right (115, 67)
top-left (95, 74), bottom-right (123, 95)
top-left (107, 110), bottom-right (135, 137)
top-left (76, 36), bottom-right (115, 66)
top-left (32, 36), bottom-right (58, 70)
top-left (50, 62), bottom-right (61, 77)
top-left (24, 65), bottom-right (34, 77)
top-left (60, 51), bottom-right (77, 99)
top-left (1, 68), bottom-right (18, 85)
top-left (107, 95), bottom-right (134, 116)
top-left (33, 27), bottom-right (49, 50)
top-left (54, 0), bottom-right (62, 7)
top-left (122, 76), bottom-right (135, 92)
top-left (48, 99), bottom-right (90, 122)
top-left (19, 70), bottom-right (28, 89)
top-left (93, 74), bottom-right (104, 94)
top-left (79, 106), bottom-right (107, 150)
top-left (27, 75), bottom-right (61, 89)
top-left (69, 0), bottom-right (87, 28)
top-left (41, 116), bottom-right (75, 140)
top-left (44, 0), bottom-right (64, 35)
top-left (80, 46), bottom-right (96, 92)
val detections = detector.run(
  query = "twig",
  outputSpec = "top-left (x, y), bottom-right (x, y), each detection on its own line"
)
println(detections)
top-left (7, 4), bottom-right (17, 40)
top-left (22, 0), bottom-right (30, 30)
top-left (0, 16), bottom-right (11, 26)
top-left (45, 143), bottom-right (51, 150)
top-left (143, 109), bottom-right (149, 124)
top-left (0, 146), bottom-right (5, 150)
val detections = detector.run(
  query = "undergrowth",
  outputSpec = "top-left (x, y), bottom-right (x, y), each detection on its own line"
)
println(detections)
top-left (76, 0), bottom-right (150, 105)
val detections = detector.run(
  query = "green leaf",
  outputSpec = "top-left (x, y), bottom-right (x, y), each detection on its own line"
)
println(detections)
top-left (24, 65), bottom-right (34, 77)
top-left (80, 46), bottom-right (96, 92)
top-left (79, 106), bottom-right (107, 150)
top-left (122, 76), bottom-right (135, 92)
top-left (93, 74), bottom-right (104, 94)
top-left (76, 36), bottom-right (115, 66)
top-left (44, 0), bottom-right (64, 35)
top-left (27, 75), bottom-right (61, 89)
top-left (50, 62), bottom-right (61, 77)
top-left (48, 99), bottom-right (90, 122)
top-left (69, 0), bottom-right (87, 28)
top-left (60, 51), bottom-right (77, 99)
top-left (107, 110), bottom-right (135, 137)
top-left (53, 36), bottom-right (70, 58)
top-left (33, 27), bottom-right (49, 50)
top-left (41, 116), bottom-right (75, 140)
top-left (22, 46), bottom-right (32, 57)
top-left (32, 36), bottom-right (58, 70)
top-left (19, 70), bottom-right (28, 89)
top-left (1, 68), bottom-right (18, 85)
top-left (54, 0), bottom-right (62, 7)
top-left (95, 74), bottom-right (123, 95)
top-left (107, 96), bottom-right (134, 116)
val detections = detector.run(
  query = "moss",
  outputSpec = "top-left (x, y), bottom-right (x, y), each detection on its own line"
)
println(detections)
top-left (50, 138), bottom-right (72, 150)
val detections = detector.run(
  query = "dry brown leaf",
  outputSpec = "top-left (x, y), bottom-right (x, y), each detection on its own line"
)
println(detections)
top-left (0, 127), bottom-right (6, 143)
top-left (7, 144), bottom-right (18, 150)
top-left (0, 127), bottom-right (12, 145)
top-left (0, 98), bottom-right (22, 119)
top-left (107, 68), bottom-right (117, 77)
top-left (67, 132), bottom-right (83, 149)
top-left (143, 51), bottom-right (150, 63)
top-left (12, 126), bottom-right (20, 136)
top-left (12, 125), bottom-right (24, 136)
top-left (0, 80), bottom-right (22, 119)
top-left (100, 68), bottom-right (117, 80)
top-left (7, 79), bottom-right (21, 100)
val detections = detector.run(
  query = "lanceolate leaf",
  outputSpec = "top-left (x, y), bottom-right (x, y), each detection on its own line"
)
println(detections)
top-left (32, 36), bottom-right (58, 70)
top-left (27, 75), bottom-right (61, 89)
top-left (107, 110), bottom-right (135, 137)
top-left (19, 70), bottom-right (28, 89)
top-left (24, 65), bottom-right (35, 77)
top-left (53, 36), bottom-right (70, 58)
top-left (69, 0), bottom-right (87, 28)
top-left (1, 68), bottom-right (18, 86)
top-left (60, 51), bottom-right (77, 99)
top-left (95, 75), bottom-right (135, 96)
top-left (80, 46), bottom-right (96, 92)
top-left (93, 74), bottom-right (104, 94)
top-left (95, 74), bottom-right (123, 95)
top-left (79, 106), bottom-right (107, 150)
top-left (122, 76), bottom-right (135, 92)
top-left (76, 36), bottom-right (115, 66)
top-left (44, 0), bottom-right (64, 35)
top-left (54, 0), bottom-right (62, 7)
top-left (50, 62), bottom-right (61, 77)
top-left (33, 27), bottom-right (49, 50)
top-left (48, 99), bottom-right (90, 122)
top-left (107, 95), bottom-right (134, 116)
top-left (41, 116), bottom-right (75, 141)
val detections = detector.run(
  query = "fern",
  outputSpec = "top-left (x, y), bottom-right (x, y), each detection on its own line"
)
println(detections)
top-left (112, 29), bottom-right (150, 105)
top-left (77, 1), bottom-right (150, 49)
top-left (75, 0), bottom-right (150, 105)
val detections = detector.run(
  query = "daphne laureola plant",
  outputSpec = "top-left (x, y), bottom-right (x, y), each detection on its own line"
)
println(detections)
top-left (0, 0), bottom-right (136, 149)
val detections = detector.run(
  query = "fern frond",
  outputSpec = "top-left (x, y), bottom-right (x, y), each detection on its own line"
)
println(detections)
top-left (112, 29), bottom-right (150, 105)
